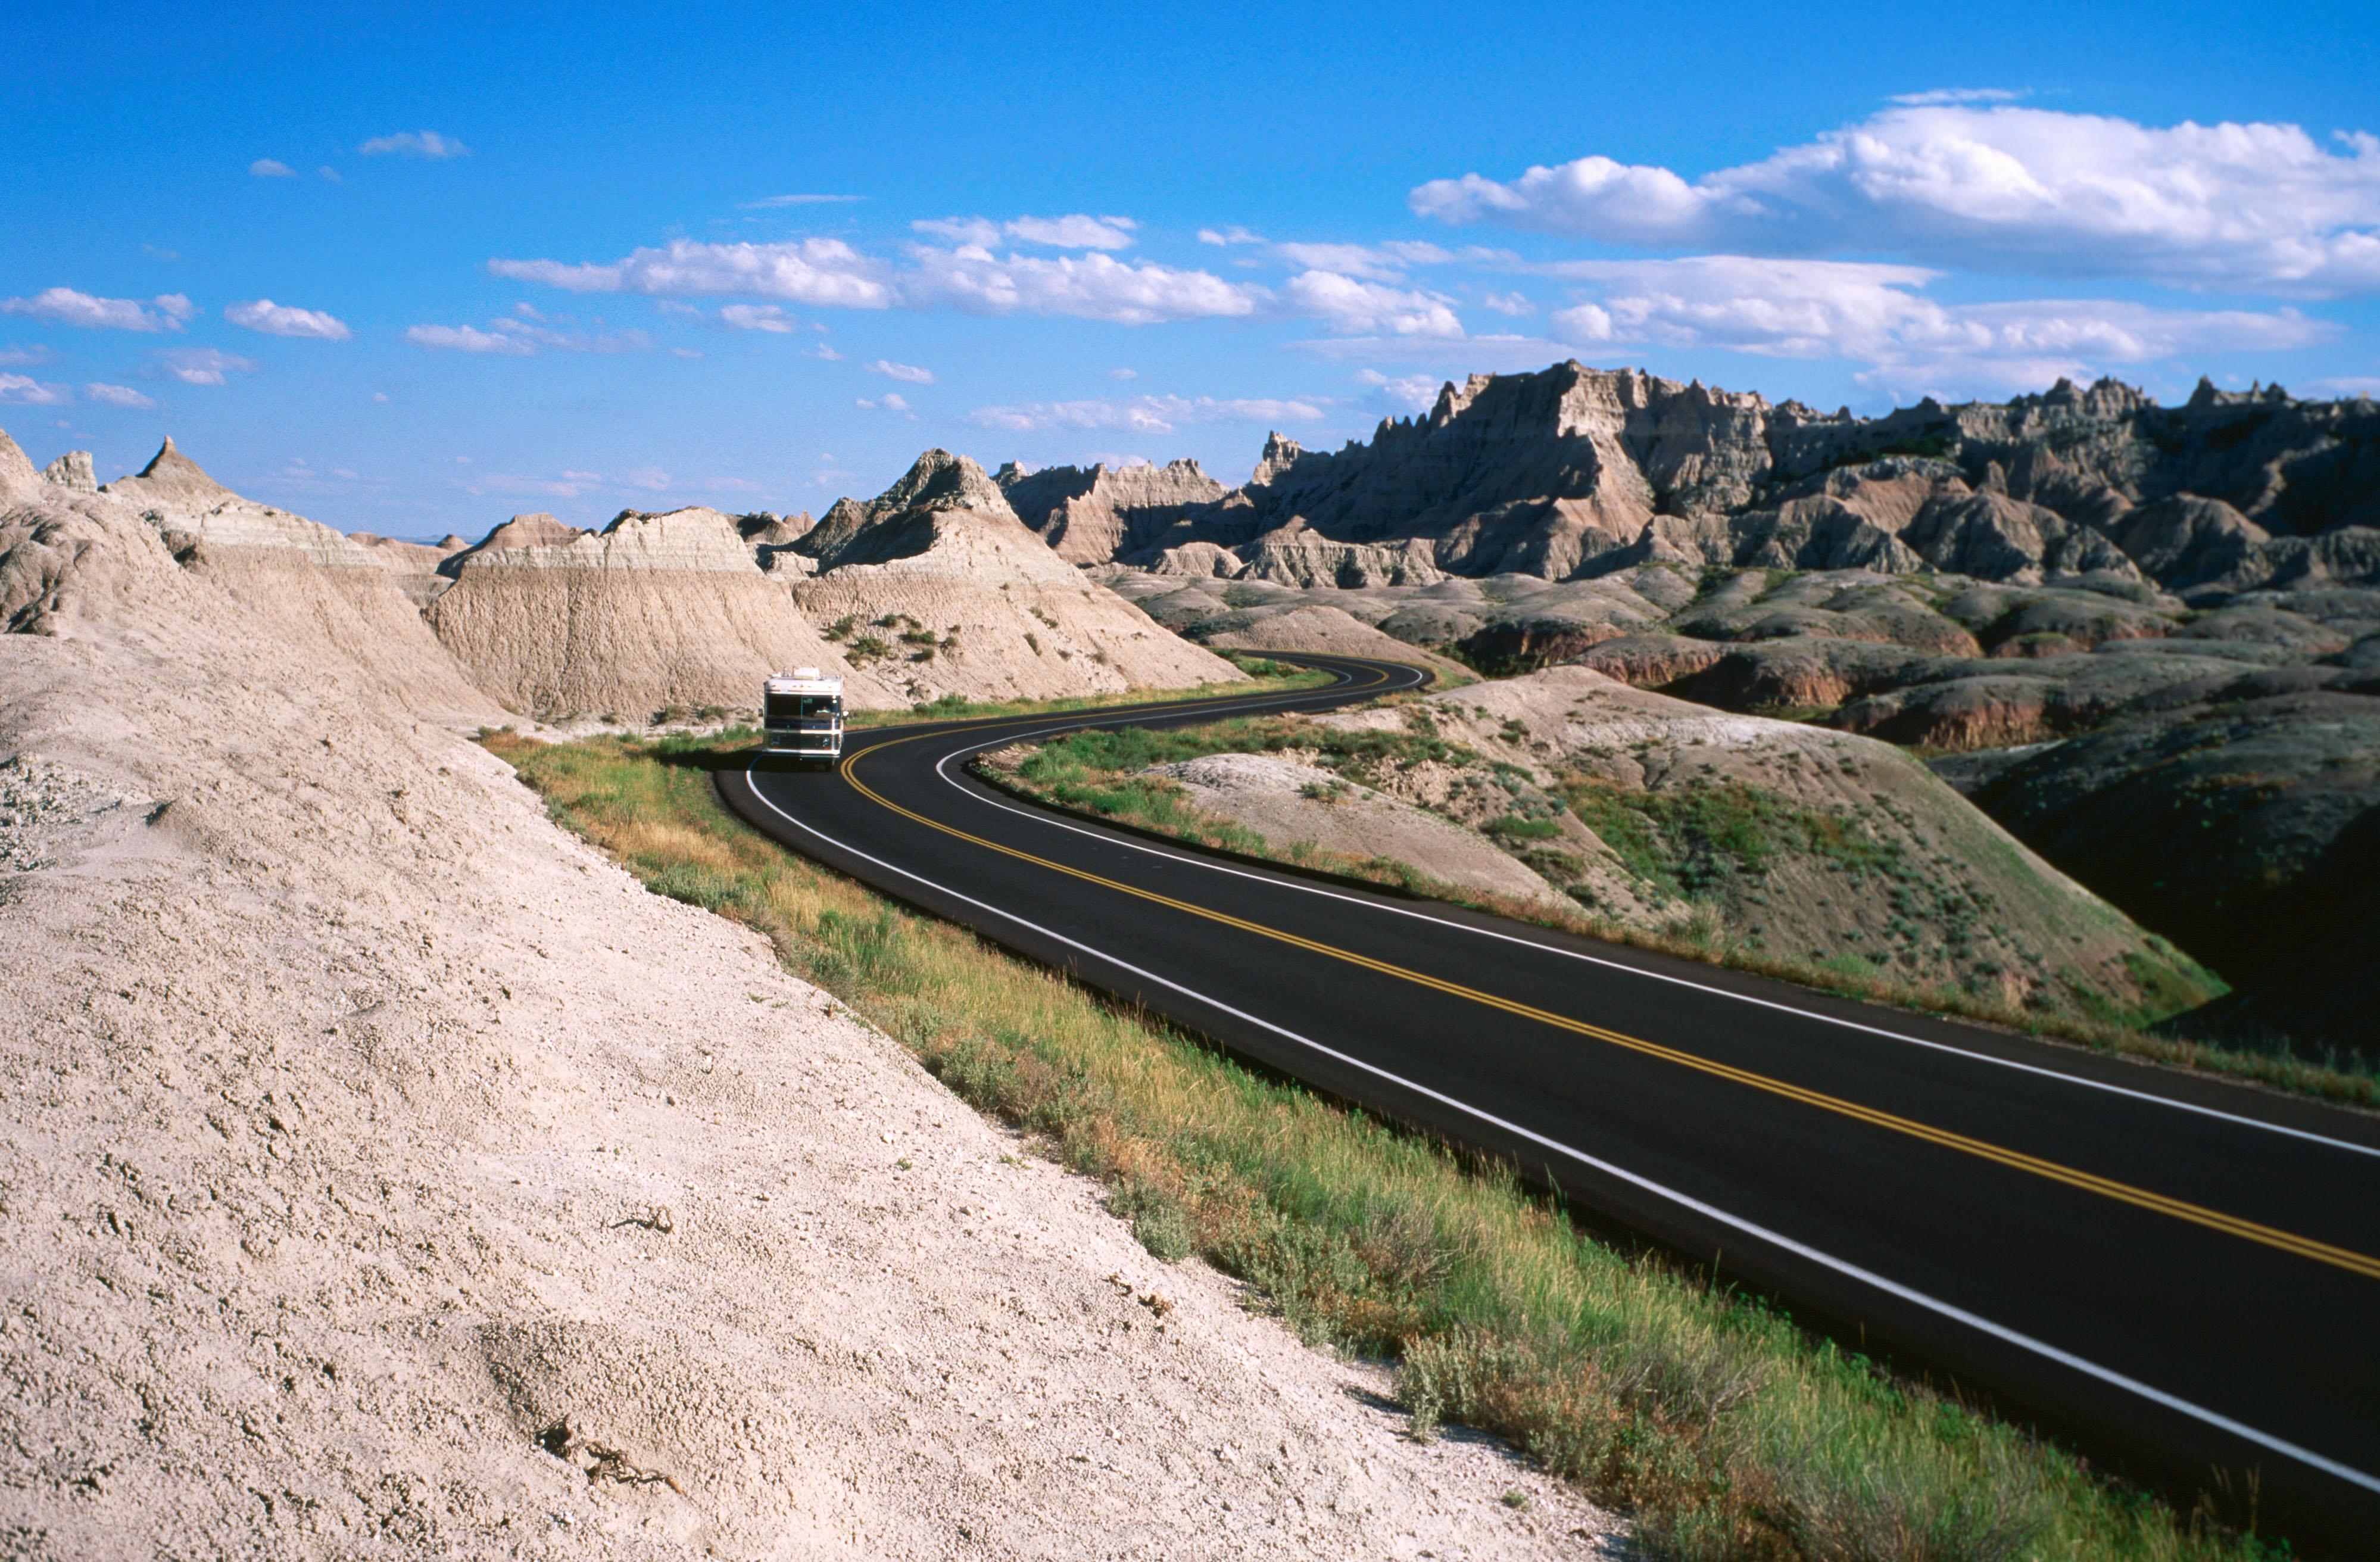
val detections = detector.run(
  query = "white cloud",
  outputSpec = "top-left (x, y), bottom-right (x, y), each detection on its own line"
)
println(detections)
top-left (966, 394), bottom-right (1328, 434)
top-left (318, 166), bottom-right (341, 182)
top-left (856, 392), bottom-right (914, 416)
top-left (1280, 272), bottom-right (1464, 337)
top-left (670, 347), bottom-right (704, 358)
top-left (866, 358), bottom-right (934, 384)
top-left (1540, 254), bottom-right (2335, 395)
top-left (1480, 290), bottom-right (1535, 316)
top-left (0, 288), bottom-right (194, 332)
top-left (160, 348), bottom-right (258, 385)
top-left (372, 391), bottom-right (391, 403)
top-left (1198, 226), bottom-right (1265, 246)
top-left (1353, 369), bottom-right (1443, 412)
top-left (1412, 105), bottom-right (2380, 295)
top-left (249, 158), bottom-right (297, 178)
top-left (405, 324), bottom-right (535, 355)
top-left (85, 382), bottom-right (156, 409)
top-left (359, 130), bottom-right (469, 159)
top-left (719, 304), bottom-right (798, 332)
top-left (405, 317), bottom-right (648, 355)
top-left (490, 238), bottom-right (894, 308)
top-left (0, 344), bottom-right (52, 366)
top-left (1106, 367), bottom-right (1138, 379)
top-left (903, 247), bottom-right (1261, 324)
top-left (1891, 88), bottom-right (2025, 107)
top-left (0, 374), bottom-right (69, 406)
top-left (2306, 375), bottom-right (2380, 398)
top-left (226, 298), bottom-right (352, 339)
top-left (494, 236), bottom-right (1286, 327)
top-left (809, 342), bottom-right (843, 360)
top-left (738, 193), bottom-right (865, 208)
top-left (914, 214), bottom-right (1138, 250)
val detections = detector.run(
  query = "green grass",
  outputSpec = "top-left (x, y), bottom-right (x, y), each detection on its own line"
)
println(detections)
top-left (486, 721), bottom-right (2301, 1561)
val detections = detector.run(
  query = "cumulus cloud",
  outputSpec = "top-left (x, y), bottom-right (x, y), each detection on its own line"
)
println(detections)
top-left (1281, 272), bottom-right (1464, 337)
top-left (160, 348), bottom-right (258, 385)
top-left (1480, 290), bottom-right (1536, 316)
top-left (85, 382), bottom-right (156, 408)
top-left (855, 392), bottom-right (914, 417)
top-left (1412, 105), bottom-right (2380, 295)
top-left (1352, 369), bottom-right (1444, 412)
top-left (0, 374), bottom-right (70, 406)
top-left (913, 214), bottom-right (1138, 250)
top-left (406, 317), bottom-right (648, 356)
top-left (718, 304), bottom-right (798, 332)
top-left (1107, 367), bottom-right (1138, 379)
top-left (866, 358), bottom-right (934, 384)
top-left (966, 394), bottom-right (1327, 434)
top-left (226, 299), bottom-right (352, 339)
top-left (359, 130), bottom-right (469, 159)
top-left (904, 247), bottom-right (1259, 324)
top-left (1, 288), bottom-right (194, 332)
top-left (491, 238), bottom-right (894, 309)
top-left (1197, 226), bottom-right (1265, 246)
top-left (249, 158), bottom-right (297, 178)
top-left (1541, 255), bottom-right (2334, 394)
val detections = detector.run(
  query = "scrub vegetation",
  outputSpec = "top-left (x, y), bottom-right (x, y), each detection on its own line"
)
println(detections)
top-left (982, 713), bottom-right (2371, 1109)
top-left (485, 722), bottom-right (2297, 1561)
top-left (841, 651), bottom-right (1331, 729)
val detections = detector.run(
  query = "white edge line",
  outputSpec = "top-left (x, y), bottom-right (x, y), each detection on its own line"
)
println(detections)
top-left (741, 762), bottom-right (2380, 1497)
top-left (915, 680), bottom-right (2380, 1163)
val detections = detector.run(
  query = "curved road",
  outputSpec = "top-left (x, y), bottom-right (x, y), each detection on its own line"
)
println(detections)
top-left (718, 654), bottom-right (2380, 1549)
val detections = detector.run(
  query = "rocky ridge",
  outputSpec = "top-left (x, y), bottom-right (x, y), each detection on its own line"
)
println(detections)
top-left (790, 450), bottom-right (1243, 704)
top-left (1016, 363), bottom-right (2380, 597)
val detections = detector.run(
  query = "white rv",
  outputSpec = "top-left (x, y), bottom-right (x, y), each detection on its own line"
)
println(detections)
top-left (762, 668), bottom-right (845, 763)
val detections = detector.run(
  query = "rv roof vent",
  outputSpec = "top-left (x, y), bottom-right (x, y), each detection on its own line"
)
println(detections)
top-left (794, 666), bottom-right (820, 679)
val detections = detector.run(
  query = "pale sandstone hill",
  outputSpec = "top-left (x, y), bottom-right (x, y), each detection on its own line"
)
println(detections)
top-left (792, 451), bottom-right (1243, 703)
top-left (428, 505), bottom-right (899, 719)
top-left (1306, 666), bottom-right (2217, 1017)
top-left (349, 530), bottom-right (470, 607)
top-left (0, 426), bottom-right (1615, 1557)
top-left (86, 437), bottom-right (500, 724)
top-left (997, 457), bottom-right (1227, 565)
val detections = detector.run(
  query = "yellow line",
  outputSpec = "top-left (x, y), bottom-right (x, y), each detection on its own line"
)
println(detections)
top-left (824, 702), bottom-right (2380, 1284)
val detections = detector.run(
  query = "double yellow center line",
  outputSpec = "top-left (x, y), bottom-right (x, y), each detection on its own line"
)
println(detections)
top-left (834, 700), bottom-right (2380, 1284)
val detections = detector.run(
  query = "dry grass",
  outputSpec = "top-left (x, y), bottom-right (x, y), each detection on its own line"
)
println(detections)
top-left (485, 725), bottom-right (2292, 1562)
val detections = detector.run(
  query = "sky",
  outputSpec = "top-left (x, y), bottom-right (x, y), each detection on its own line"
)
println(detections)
top-left (5, 0), bottom-right (2378, 541)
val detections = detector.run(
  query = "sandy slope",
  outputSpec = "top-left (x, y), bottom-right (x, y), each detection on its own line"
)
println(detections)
top-left (0, 433), bottom-right (1615, 1558)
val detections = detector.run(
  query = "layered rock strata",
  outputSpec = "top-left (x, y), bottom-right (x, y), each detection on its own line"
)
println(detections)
top-left (428, 505), bottom-right (894, 719)
top-left (792, 451), bottom-right (1242, 703)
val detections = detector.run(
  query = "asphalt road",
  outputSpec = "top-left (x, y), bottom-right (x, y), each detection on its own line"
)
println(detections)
top-left (716, 653), bottom-right (2380, 1549)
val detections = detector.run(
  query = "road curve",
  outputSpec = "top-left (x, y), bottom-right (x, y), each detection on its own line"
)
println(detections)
top-left (716, 653), bottom-right (2380, 1549)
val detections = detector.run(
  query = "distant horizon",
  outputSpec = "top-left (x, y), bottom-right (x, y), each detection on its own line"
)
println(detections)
top-left (9, 1), bottom-right (2376, 541)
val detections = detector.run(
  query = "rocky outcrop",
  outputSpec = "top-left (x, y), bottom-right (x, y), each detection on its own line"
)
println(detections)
top-left (39, 450), bottom-right (96, 493)
top-left (429, 504), bottom-right (894, 719)
top-left (1016, 364), bottom-right (2380, 591)
top-left (791, 451), bottom-right (1243, 703)
top-left (999, 459), bottom-right (1225, 565)
top-left (349, 531), bottom-right (470, 607)
top-left (85, 438), bottom-right (496, 721)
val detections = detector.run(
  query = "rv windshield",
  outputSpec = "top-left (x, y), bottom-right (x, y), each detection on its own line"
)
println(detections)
top-left (766, 693), bottom-right (840, 721)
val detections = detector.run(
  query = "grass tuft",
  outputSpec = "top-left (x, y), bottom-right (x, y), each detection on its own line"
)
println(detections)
top-left (484, 724), bottom-right (2298, 1561)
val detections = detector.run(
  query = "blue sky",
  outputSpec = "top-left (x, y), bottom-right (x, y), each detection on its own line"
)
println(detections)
top-left (5, 1), bottom-right (2378, 540)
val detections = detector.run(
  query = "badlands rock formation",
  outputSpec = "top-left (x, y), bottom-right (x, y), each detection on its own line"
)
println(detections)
top-left (791, 450), bottom-right (1242, 704)
top-left (0, 435), bottom-right (1622, 1555)
top-left (426, 504), bottom-right (895, 720)
top-left (1022, 363), bottom-right (2380, 594)
top-left (996, 457), bottom-right (1225, 565)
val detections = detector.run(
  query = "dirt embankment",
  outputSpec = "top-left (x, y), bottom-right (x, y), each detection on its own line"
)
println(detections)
top-left (0, 431), bottom-right (1615, 1558)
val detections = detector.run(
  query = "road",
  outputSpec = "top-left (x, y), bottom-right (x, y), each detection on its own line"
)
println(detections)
top-left (716, 653), bottom-right (2380, 1549)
